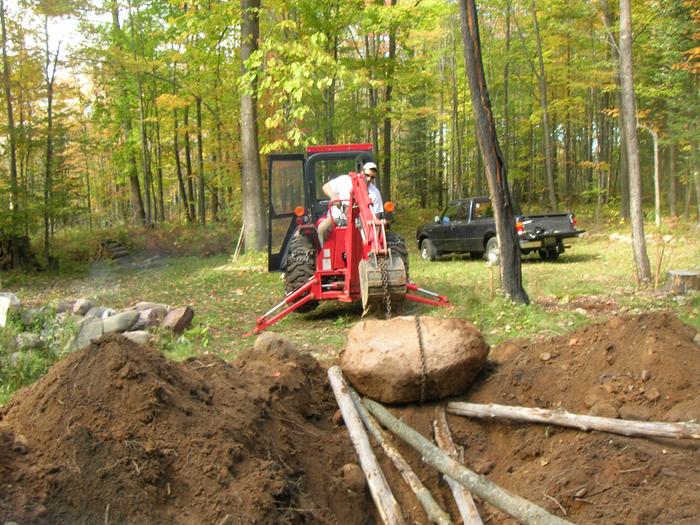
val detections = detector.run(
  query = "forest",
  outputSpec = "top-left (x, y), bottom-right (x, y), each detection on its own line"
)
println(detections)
top-left (0, 0), bottom-right (698, 267)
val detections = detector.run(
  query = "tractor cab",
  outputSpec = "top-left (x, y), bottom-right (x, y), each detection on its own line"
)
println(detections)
top-left (267, 144), bottom-right (375, 272)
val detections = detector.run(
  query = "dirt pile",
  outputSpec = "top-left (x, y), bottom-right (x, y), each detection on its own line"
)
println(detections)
top-left (1, 312), bottom-right (699, 525)
top-left (0, 334), bottom-right (368, 525)
top-left (388, 312), bottom-right (700, 524)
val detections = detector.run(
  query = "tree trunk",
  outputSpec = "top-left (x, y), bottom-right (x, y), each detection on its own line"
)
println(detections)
top-left (618, 0), bottom-right (651, 282)
top-left (0, 0), bottom-right (24, 268)
top-left (196, 96), bottom-right (206, 226)
top-left (669, 145), bottom-right (677, 217)
top-left (382, 0), bottom-right (397, 202)
top-left (173, 109), bottom-right (191, 222)
top-left (153, 98), bottom-right (165, 222)
top-left (458, 0), bottom-right (529, 304)
top-left (183, 105), bottom-right (196, 222)
top-left (531, 0), bottom-right (557, 211)
top-left (43, 16), bottom-right (59, 267)
top-left (239, 0), bottom-right (266, 251)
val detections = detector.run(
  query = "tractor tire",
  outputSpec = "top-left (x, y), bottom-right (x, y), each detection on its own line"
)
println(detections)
top-left (485, 237), bottom-right (499, 264)
top-left (284, 235), bottom-right (319, 313)
top-left (420, 238), bottom-right (438, 261)
top-left (386, 231), bottom-right (409, 278)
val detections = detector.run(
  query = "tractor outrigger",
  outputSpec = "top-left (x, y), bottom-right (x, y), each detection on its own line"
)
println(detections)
top-left (248, 144), bottom-right (449, 335)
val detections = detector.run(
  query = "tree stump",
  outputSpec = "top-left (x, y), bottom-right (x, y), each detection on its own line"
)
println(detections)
top-left (668, 270), bottom-right (700, 294)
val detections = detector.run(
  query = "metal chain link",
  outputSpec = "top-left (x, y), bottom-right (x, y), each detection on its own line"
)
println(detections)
top-left (379, 256), bottom-right (392, 319)
top-left (415, 315), bottom-right (428, 403)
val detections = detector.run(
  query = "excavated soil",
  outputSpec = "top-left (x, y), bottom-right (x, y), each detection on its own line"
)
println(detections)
top-left (2, 311), bottom-right (700, 524)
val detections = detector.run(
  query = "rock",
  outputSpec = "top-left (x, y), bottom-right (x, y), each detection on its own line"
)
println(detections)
top-left (641, 369), bottom-right (651, 382)
top-left (664, 399), bottom-right (700, 422)
top-left (16, 332), bottom-right (43, 351)
top-left (0, 297), bottom-right (11, 328)
top-left (133, 301), bottom-right (169, 312)
top-left (123, 331), bottom-right (152, 346)
top-left (539, 352), bottom-right (552, 362)
top-left (138, 306), bottom-right (168, 328)
top-left (619, 403), bottom-right (651, 421)
top-left (55, 299), bottom-right (74, 313)
top-left (0, 292), bottom-right (20, 308)
top-left (588, 402), bottom-right (619, 419)
top-left (85, 306), bottom-right (108, 319)
top-left (74, 316), bottom-right (103, 350)
top-left (341, 463), bottom-right (366, 492)
top-left (11, 433), bottom-right (28, 454)
top-left (574, 487), bottom-right (588, 498)
top-left (341, 316), bottom-right (489, 404)
top-left (644, 387), bottom-right (661, 402)
top-left (162, 306), bottom-right (195, 334)
top-left (72, 298), bottom-right (94, 316)
top-left (101, 308), bottom-right (115, 319)
top-left (253, 332), bottom-right (297, 358)
top-left (694, 333), bottom-right (700, 347)
top-left (20, 308), bottom-right (43, 327)
top-left (103, 311), bottom-right (139, 334)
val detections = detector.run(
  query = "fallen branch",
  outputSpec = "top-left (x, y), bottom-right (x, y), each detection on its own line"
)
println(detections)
top-left (447, 402), bottom-right (700, 440)
top-left (364, 398), bottom-right (573, 525)
top-left (433, 409), bottom-right (483, 525)
top-left (327, 367), bottom-right (405, 525)
top-left (346, 380), bottom-right (452, 525)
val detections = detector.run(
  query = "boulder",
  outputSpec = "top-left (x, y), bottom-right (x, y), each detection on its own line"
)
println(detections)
top-left (341, 464), bottom-right (366, 492)
top-left (102, 310), bottom-right (139, 334)
top-left (85, 306), bottom-right (108, 319)
top-left (0, 296), bottom-right (12, 328)
top-left (72, 298), bottom-right (94, 316)
top-left (20, 308), bottom-right (44, 327)
top-left (123, 331), bottom-right (152, 346)
top-left (162, 306), bottom-right (194, 334)
top-left (75, 316), bottom-right (103, 350)
top-left (16, 332), bottom-right (43, 351)
top-left (341, 316), bottom-right (489, 404)
top-left (137, 306), bottom-right (168, 328)
top-left (133, 301), bottom-right (169, 313)
top-left (55, 299), bottom-right (75, 313)
top-left (101, 308), bottom-right (115, 319)
top-left (0, 292), bottom-right (20, 308)
top-left (253, 332), bottom-right (297, 358)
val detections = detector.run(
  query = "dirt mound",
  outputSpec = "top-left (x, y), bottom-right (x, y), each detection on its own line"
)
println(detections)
top-left (0, 334), bottom-right (368, 525)
top-left (388, 312), bottom-right (700, 524)
top-left (2, 313), bottom-right (699, 525)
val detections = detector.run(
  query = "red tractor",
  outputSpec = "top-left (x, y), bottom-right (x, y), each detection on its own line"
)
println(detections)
top-left (249, 143), bottom-right (448, 335)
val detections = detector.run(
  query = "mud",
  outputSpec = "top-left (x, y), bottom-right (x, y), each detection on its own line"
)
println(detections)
top-left (2, 311), bottom-right (699, 524)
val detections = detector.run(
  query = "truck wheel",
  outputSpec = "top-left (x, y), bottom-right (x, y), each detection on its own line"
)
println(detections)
top-left (538, 248), bottom-right (560, 261)
top-left (284, 235), bottom-right (319, 313)
top-left (470, 251), bottom-right (484, 260)
top-left (386, 231), bottom-right (409, 278)
top-left (485, 237), bottom-right (499, 263)
top-left (420, 239), bottom-right (438, 261)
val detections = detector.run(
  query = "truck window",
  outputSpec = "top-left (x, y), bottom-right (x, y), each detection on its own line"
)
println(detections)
top-left (473, 200), bottom-right (493, 219)
top-left (442, 203), bottom-right (468, 223)
top-left (314, 158), bottom-right (364, 201)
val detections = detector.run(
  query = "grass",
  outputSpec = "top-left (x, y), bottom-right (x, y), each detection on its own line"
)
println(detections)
top-left (1, 218), bottom-right (699, 404)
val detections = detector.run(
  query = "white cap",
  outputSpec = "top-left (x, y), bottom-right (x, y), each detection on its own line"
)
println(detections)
top-left (362, 162), bottom-right (378, 174)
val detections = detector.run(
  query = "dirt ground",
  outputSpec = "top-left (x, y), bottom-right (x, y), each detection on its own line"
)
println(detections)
top-left (2, 311), bottom-right (699, 524)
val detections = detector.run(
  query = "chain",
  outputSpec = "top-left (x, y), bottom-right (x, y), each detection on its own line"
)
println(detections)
top-left (379, 256), bottom-right (392, 319)
top-left (415, 315), bottom-right (428, 403)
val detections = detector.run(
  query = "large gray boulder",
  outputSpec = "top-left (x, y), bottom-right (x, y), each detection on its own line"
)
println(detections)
top-left (133, 301), bottom-right (169, 312)
top-left (123, 331), bottom-right (152, 345)
top-left (102, 310), bottom-right (139, 334)
top-left (16, 332), bottom-right (43, 351)
top-left (75, 316), bottom-right (104, 350)
top-left (341, 316), bottom-right (489, 404)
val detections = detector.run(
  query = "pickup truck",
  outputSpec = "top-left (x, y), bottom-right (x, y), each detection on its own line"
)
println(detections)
top-left (415, 196), bottom-right (584, 262)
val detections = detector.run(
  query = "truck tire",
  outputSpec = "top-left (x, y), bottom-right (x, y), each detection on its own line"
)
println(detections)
top-left (485, 237), bottom-right (499, 263)
top-left (420, 238), bottom-right (438, 261)
top-left (284, 235), bottom-right (319, 313)
top-left (386, 231), bottom-right (409, 278)
top-left (538, 247), bottom-right (560, 261)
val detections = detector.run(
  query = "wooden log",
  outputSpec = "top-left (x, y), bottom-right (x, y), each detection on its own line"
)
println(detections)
top-left (433, 410), bottom-right (483, 525)
top-left (447, 402), bottom-right (700, 440)
top-left (346, 380), bottom-right (453, 525)
top-left (327, 367), bottom-right (405, 525)
top-left (668, 270), bottom-right (700, 294)
top-left (364, 398), bottom-right (573, 525)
